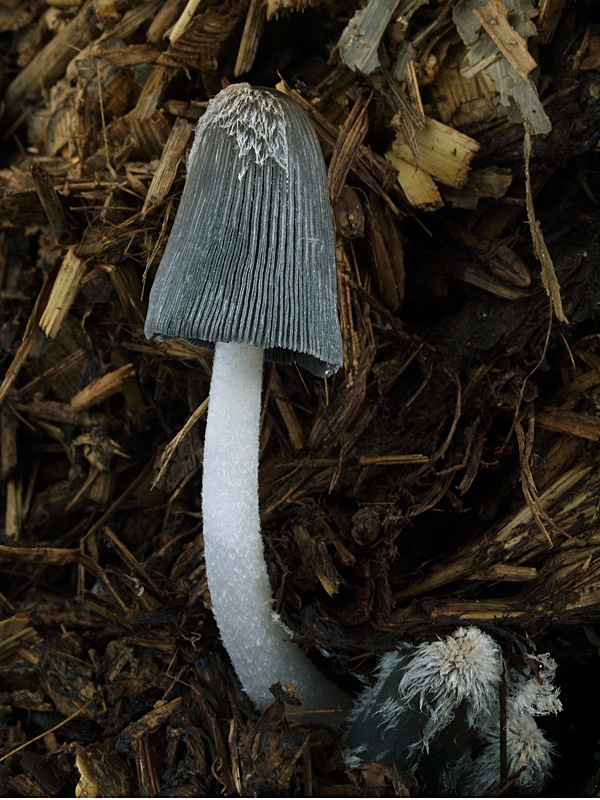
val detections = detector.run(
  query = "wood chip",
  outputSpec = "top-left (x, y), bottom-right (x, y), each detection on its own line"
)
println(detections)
top-left (328, 90), bottom-right (371, 203)
top-left (0, 409), bottom-right (21, 540)
top-left (292, 523), bottom-right (340, 596)
top-left (391, 116), bottom-right (480, 188)
top-left (367, 193), bottom-right (405, 310)
top-left (4, 0), bottom-right (101, 113)
top-left (524, 128), bottom-right (567, 323)
top-left (269, 369), bottom-right (305, 452)
top-left (572, 25), bottom-right (600, 73)
top-left (0, 264), bottom-right (59, 405)
top-left (473, 0), bottom-right (538, 79)
top-left (147, 0), bottom-right (182, 42)
top-left (537, 0), bottom-right (567, 44)
top-left (70, 364), bottom-right (137, 412)
top-left (39, 247), bottom-right (87, 338)
top-left (142, 116), bottom-right (194, 216)
top-left (30, 163), bottom-right (72, 244)
top-left (386, 150), bottom-right (443, 211)
top-left (535, 409), bottom-right (600, 441)
top-left (159, 0), bottom-right (248, 71)
top-left (118, 697), bottom-right (183, 750)
top-left (234, 0), bottom-right (266, 76)
top-left (266, 0), bottom-right (324, 18)
top-left (337, 0), bottom-right (404, 75)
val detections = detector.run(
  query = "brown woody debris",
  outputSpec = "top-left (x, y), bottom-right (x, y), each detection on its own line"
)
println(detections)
top-left (0, 0), bottom-right (599, 796)
top-left (473, 0), bottom-right (538, 79)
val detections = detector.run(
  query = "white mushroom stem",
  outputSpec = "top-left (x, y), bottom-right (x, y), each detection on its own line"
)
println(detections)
top-left (202, 341), bottom-right (351, 719)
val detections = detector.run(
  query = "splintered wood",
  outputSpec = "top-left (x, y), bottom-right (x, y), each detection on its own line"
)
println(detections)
top-left (141, 116), bottom-right (194, 215)
top-left (473, 0), bottom-right (537, 79)
top-left (1, 409), bottom-right (21, 539)
top-left (235, 0), bottom-right (266, 76)
top-left (0, 0), bottom-right (599, 796)
top-left (386, 118), bottom-right (480, 210)
top-left (70, 364), bottom-right (136, 412)
top-left (38, 248), bottom-right (87, 338)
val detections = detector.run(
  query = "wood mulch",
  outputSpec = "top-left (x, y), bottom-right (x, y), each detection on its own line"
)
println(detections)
top-left (1, 0), bottom-right (600, 795)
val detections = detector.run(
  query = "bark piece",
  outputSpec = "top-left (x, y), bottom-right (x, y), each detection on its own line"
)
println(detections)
top-left (453, 0), bottom-right (552, 134)
top-left (337, 0), bottom-right (401, 75)
top-left (473, 0), bottom-right (537, 80)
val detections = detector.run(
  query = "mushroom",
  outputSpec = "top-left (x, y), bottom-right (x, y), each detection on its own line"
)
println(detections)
top-left (344, 627), bottom-right (561, 795)
top-left (145, 83), bottom-right (351, 720)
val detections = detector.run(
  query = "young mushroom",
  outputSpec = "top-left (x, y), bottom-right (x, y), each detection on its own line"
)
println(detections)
top-left (145, 83), bottom-right (351, 720)
top-left (344, 627), bottom-right (561, 795)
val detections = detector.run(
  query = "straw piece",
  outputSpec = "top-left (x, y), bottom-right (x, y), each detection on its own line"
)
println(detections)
top-left (39, 247), bottom-right (87, 339)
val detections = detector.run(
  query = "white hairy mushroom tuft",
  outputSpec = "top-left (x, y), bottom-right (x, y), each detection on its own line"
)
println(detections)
top-left (344, 627), bottom-right (561, 795)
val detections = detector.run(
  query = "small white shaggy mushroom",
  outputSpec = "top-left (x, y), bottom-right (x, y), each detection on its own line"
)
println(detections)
top-left (145, 84), bottom-right (350, 720)
top-left (344, 626), bottom-right (503, 769)
top-left (344, 627), bottom-right (561, 796)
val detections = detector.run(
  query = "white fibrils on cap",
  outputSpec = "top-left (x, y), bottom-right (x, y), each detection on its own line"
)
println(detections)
top-left (448, 711), bottom-right (555, 796)
top-left (398, 625), bottom-right (503, 753)
top-left (190, 83), bottom-right (289, 174)
top-left (507, 653), bottom-right (562, 718)
top-left (145, 82), bottom-right (343, 378)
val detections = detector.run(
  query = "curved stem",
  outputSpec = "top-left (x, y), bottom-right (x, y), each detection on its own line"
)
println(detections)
top-left (202, 341), bottom-right (350, 720)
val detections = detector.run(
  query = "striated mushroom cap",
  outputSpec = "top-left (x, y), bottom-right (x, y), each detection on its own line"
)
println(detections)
top-left (145, 83), bottom-right (343, 378)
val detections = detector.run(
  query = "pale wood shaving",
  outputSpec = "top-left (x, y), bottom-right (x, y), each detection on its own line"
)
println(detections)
top-left (473, 0), bottom-right (537, 80)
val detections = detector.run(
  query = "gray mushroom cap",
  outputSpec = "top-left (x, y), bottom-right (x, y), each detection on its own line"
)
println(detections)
top-left (145, 83), bottom-right (343, 378)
